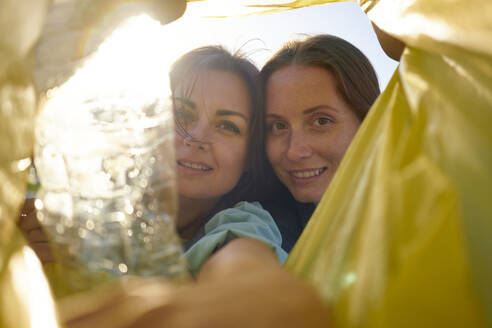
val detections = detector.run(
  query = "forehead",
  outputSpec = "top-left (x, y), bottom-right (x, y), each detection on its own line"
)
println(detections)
top-left (175, 69), bottom-right (253, 120)
top-left (267, 65), bottom-right (338, 97)
top-left (266, 65), bottom-right (345, 109)
top-left (177, 69), bottom-right (250, 100)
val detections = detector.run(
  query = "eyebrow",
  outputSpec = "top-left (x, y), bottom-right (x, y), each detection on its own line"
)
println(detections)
top-left (303, 105), bottom-right (340, 114)
top-left (173, 97), bottom-right (196, 109)
top-left (174, 97), bottom-right (248, 121)
top-left (266, 105), bottom-right (340, 119)
top-left (266, 113), bottom-right (283, 119)
top-left (216, 109), bottom-right (248, 121)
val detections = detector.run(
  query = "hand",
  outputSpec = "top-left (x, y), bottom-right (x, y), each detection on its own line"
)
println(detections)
top-left (17, 197), bottom-right (54, 263)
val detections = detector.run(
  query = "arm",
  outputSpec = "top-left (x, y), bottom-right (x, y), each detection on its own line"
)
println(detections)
top-left (197, 237), bottom-right (280, 282)
top-left (63, 241), bottom-right (331, 328)
top-left (185, 201), bottom-right (287, 276)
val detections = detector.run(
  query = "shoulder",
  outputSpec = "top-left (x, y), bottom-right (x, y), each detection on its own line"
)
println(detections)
top-left (185, 201), bottom-right (287, 275)
top-left (231, 200), bottom-right (267, 212)
top-left (203, 201), bottom-right (278, 234)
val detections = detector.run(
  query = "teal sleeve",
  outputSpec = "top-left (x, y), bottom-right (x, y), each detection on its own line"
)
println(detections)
top-left (184, 201), bottom-right (287, 276)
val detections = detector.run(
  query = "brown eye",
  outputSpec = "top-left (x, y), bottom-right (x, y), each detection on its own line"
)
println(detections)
top-left (217, 121), bottom-right (240, 134)
top-left (174, 107), bottom-right (194, 125)
top-left (313, 117), bottom-right (332, 126)
top-left (270, 121), bottom-right (287, 132)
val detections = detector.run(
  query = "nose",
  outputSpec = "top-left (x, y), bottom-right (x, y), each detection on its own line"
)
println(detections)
top-left (285, 131), bottom-right (312, 162)
top-left (183, 134), bottom-right (211, 151)
top-left (181, 118), bottom-right (211, 151)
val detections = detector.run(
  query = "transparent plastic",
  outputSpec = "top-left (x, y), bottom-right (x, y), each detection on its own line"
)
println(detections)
top-left (34, 91), bottom-right (188, 295)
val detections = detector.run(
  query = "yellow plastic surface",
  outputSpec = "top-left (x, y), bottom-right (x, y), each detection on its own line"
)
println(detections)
top-left (1, 0), bottom-right (186, 325)
top-left (286, 1), bottom-right (492, 328)
top-left (0, 1), bottom-right (59, 327)
top-left (2, 0), bottom-right (491, 327)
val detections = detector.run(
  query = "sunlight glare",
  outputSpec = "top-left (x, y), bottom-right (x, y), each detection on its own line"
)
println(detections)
top-left (10, 247), bottom-right (58, 328)
top-left (40, 14), bottom-right (176, 156)
top-left (46, 14), bottom-right (173, 108)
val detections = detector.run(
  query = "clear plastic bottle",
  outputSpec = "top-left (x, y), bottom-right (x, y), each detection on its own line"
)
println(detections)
top-left (34, 92), bottom-right (188, 293)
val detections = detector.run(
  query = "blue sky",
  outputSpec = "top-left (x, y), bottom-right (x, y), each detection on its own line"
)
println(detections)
top-left (59, 2), bottom-right (399, 103)
top-left (162, 1), bottom-right (398, 89)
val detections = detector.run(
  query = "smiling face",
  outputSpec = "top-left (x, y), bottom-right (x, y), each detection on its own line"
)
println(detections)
top-left (174, 69), bottom-right (251, 203)
top-left (265, 65), bottom-right (361, 203)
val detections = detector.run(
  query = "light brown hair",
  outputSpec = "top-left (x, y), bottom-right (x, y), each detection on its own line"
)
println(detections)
top-left (260, 34), bottom-right (380, 120)
top-left (259, 35), bottom-right (381, 199)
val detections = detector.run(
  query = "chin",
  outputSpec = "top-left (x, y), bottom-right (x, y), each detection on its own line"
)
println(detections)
top-left (290, 190), bottom-right (323, 204)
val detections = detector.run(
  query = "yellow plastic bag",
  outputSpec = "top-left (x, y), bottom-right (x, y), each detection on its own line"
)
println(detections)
top-left (0, 1), bottom-right (60, 327)
top-left (286, 0), bottom-right (492, 327)
top-left (2, 0), bottom-right (491, 327)
top-left (1, 0), bottom-right (187, 325)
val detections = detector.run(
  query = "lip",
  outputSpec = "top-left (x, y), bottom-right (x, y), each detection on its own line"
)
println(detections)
top-left (287, 167), bottom-right (327, 185)
top-left (177, 159), bottom-right (214, 176)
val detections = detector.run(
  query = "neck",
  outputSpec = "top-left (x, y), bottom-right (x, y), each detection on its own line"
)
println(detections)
top-left (177, 195), bottom-right (219, 240)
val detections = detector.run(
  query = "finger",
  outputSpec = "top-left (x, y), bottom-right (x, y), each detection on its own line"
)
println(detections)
top-left (30, 242), bottom-right (55, 263)
top-left (20, 197), bottom-right (36, 214)
top-left (27, 228), bottom-right (49, 242)
top-left (18, 210), bottom-right (41, 230)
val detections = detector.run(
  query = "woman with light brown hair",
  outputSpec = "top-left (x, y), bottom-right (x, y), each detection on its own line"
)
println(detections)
top-left (260, 34), bottom-right (381, 251)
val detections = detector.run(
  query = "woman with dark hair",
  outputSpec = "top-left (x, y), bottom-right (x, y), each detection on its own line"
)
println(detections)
top-left (170, 45), bottom-right (266, 214)
top-left (260, 35), bottom-right (381, 251)
top-left (153, 45), bottom-right (287, 275)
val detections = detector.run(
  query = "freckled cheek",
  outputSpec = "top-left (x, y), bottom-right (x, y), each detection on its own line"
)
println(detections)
top-left (173, 129), bottom-right (187, 146)
top-left (316, 133), bottom-right (354, 165)
top-left (173, 137), bottom-right (182, 153)
top-left (308, 135), bottom-right (336, 162)
top-left (266, 136), bottom-right (283, 165)
top-left (266, 137), bottom-right (289, 181)
top-left (220, 140), bottom-right (248, 172)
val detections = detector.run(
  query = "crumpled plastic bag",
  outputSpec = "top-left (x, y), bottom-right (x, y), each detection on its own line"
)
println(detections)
top-left (0, 0), bottom-right (59, 327)
top-left (1, 0), bottom-right (186, 326)
top-left (2, 0), bottom-right (491, 327)
top-left (286, 0), bottom-right (492, 327)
